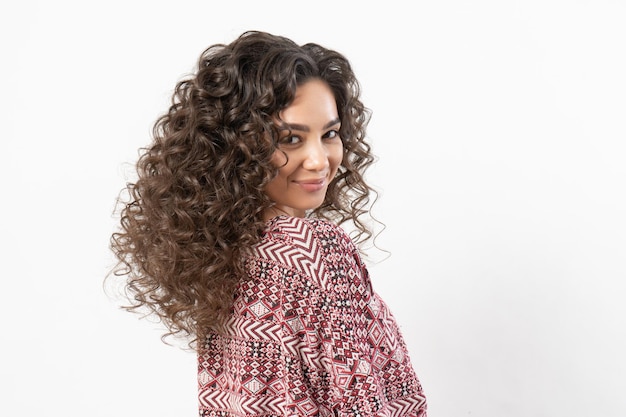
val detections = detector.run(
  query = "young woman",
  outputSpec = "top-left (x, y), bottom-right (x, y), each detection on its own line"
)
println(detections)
top-left (110, 30), bottom-right (427, 417)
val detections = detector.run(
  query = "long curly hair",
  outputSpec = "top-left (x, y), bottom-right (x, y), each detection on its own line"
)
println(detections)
top-left (109, 30), bottom-right (376, 348)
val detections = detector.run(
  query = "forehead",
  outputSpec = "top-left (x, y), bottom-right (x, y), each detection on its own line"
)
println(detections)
top-left (291, 78), bottom-right (335, 101)
top-left (280, 79), bottom-right (338, 125)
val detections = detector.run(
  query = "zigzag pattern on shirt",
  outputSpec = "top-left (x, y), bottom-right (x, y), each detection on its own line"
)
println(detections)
top-left (254, 217), bottom-right (327, 287)
top-left (282, 333), bottom-right (327, 370)
top-left (199, 388), bottom-right (285, 415)
top-left (386, 395), bottom-right (427, 417)
top-left (227, 316), bottom-right (282, 342)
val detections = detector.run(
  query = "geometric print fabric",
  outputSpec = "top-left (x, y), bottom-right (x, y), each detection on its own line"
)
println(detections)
top-left (198, 216), bottom-right (427, 416)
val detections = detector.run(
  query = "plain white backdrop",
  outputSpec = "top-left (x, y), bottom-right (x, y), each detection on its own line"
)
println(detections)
top-left (1, 0), bottom-right (625, 416)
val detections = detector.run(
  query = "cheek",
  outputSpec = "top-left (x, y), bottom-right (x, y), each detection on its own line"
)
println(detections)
top-left (270, 150), bottom-right (288, 169)
top-left (330, 144), bottom-right (344, 172)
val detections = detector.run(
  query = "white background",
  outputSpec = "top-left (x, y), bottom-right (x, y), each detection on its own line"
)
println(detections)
top-left (1, 1), bottom-right (625, 416)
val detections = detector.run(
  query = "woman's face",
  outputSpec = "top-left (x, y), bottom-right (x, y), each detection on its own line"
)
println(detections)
top-left (264, 79), bottom-right (344, 220)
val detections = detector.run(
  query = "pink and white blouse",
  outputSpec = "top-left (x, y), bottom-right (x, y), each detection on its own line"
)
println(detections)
top-left (198, 216), bottom-right (427, 416)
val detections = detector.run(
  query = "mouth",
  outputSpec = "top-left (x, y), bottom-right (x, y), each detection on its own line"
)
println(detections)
top-left (294, 178), bottom-right (326, 192)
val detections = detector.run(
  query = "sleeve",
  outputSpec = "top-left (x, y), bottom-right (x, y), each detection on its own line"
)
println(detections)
top-left (272, 218), bottom-right (426, 417)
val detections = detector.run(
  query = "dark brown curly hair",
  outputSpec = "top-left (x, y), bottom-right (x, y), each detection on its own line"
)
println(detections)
top-left (109, 30), bottom-right (376, 348)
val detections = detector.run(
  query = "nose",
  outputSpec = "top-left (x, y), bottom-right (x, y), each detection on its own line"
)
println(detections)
top-left (302, 139), bottom-right (329, 171)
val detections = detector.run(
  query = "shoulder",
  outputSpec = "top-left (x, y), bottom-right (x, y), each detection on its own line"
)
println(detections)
top-left (251, 216), bottom-right (359, 280)
top-left (263, 215), bottom-right (355, 254)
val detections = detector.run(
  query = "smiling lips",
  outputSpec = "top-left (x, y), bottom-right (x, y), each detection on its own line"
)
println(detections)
top-left (294, 178), bottom-right (326, 192)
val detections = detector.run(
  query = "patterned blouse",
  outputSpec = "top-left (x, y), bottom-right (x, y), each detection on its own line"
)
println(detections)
top-left (198, 216), bottom-right (427, 416)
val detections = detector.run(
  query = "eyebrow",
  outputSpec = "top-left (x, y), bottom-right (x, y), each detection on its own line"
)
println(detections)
top-left (284, 118), bottom-right (341, 132)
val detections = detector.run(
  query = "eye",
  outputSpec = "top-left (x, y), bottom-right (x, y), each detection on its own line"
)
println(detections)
top-left (323, 129), bottom-right (340, 140)
top-left (279, 135), bottom-right (301, 146)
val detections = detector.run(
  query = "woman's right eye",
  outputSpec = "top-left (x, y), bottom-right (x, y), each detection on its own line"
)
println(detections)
top-left (279, 135), bottom-right (300, 146)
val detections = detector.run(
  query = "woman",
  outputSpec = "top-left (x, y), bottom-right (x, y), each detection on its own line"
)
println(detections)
top-left (110, 30), bottom-right (427, 416)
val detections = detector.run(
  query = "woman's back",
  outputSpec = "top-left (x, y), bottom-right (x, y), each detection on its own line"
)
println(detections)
top-left (198, 216), bottom-right (427, 416)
